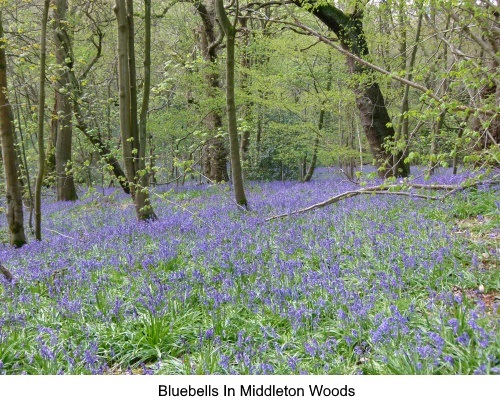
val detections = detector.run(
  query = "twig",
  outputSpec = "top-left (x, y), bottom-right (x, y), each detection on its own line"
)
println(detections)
top-left (339, 169), bottom-right (360, 186)
top-left (45, 228), bottom-right (76, 240)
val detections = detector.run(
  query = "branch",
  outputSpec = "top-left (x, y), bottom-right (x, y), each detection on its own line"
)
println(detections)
top-left (423, 13), bottom-right (479, 68)
top-left (264, 178), bottom-right (500, 222)
top-left (448, 11), bottom-right (500, 65)
top-left (265, 186), bottom-right (439, 221)
top-left (153, 0), bottom-right (181, 18)
top-left (215, 0), bottom-right (232, 34)
top-left (79, 30), bottom-right (103, 82)
top-left (46, 228), bottom-right (76, 240)
top-left (0, 263), bottom-right (14, 283)
top-left (267, 8), bottom-right (498, 116)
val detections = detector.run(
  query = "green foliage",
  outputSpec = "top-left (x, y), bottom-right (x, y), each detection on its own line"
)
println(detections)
top-left (451, 190), bottom-right (500, 220)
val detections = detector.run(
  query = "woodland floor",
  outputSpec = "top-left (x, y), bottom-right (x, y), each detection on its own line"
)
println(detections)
top-left (0, 168), bottom-right (499, 374)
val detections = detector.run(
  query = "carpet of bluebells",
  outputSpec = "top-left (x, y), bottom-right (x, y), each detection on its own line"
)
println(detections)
top-left (0, 168), bottom-right (499, 375)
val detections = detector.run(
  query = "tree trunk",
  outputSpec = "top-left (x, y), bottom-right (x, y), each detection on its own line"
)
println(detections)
top-left (114, 0), bottom-right (156, 220)
top-left (216, 0), bottom-right (248, 208)
top-left (304, 69), bottom-right (332, 182)
top-left (13, 87), bottom-right (34, 231)
top-left (394, 3), bottom-right (423, 177)
top-left (428, 109), bottom-right (446, 176)
top-left (46, 96), bottom-right (57, 183)
top-left (239, 12), bottom-right (251, 163)
top-left (135, 0), bottom-right (157, 220)
top-left (34, 0), bottom-right (50, 241)
top-left (303, 108), bottom-right (324, 182)
top-left (114, 0), bottom-right (134, 191)
top-left (298, 1), bottom-right (407, 177)
top-left (126, 0), bottom-right (140, 177)
top-left (0, 12), bottom-right (26, 247)
top-left (195, 0), bottom-right (229, 183)
top-left (428, 15), bottom-right (450, 177)
top-left (54, 0), bottom-right (77, 201)
top-left (53, 18), bottom-right (130, 195)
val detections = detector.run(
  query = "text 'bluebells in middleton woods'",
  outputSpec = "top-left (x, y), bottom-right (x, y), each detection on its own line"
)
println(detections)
top-left (159, 384), bottom-right (355, 398)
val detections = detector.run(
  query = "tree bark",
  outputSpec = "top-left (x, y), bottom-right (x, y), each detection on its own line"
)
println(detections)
top-left (114, 0), bottom-right (156, 220)
top-left (195, 0), bottom-right (229, 183)
top-left (126, 0), bottom-right (140, 177)
top-left (215, 0), bottom-right (248, 208)
top-left (34, 0), bottom-right (51, 241)
top-left (134, 0), bottom-right (157, 220)
top-left (54, 0), bottom-right (77, 201)
top-left (239, 12), bottom-right (251, 163)
top-left (303, 108), bottom-right (323, 182)
top-left (0, 12), bottom-right (26, 247)
top-left (114, 0), bottom-right (135, 193)
top-left (394, 2), bottom-right (423, 177)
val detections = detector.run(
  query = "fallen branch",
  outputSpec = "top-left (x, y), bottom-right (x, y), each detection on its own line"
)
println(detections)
top-left (264, 178), bottom-right (500, 222)
top-left (46, 228), bottom-right (76, 240)
top-left (0, 263), bottom-right (14, 283)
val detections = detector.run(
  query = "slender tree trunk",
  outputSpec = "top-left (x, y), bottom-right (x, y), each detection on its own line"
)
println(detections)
top-left (54, 0), bottom-right (77, 201)
top-left (126, 0), bottom-right (140, 177)
top-left (303, 108), bottom-right (324, 182)
top-left (239, 12), bottom-right (251, 163)
top-left (46, 96), bottom-right (57, 182)
top-left (139, 0), bottom-right (151, 177)
top-left (428, 15), bottom-right (450, 177)
top-left (216, 0), bottom-right (248, 208)
top-left (256, 112), bottom-right (262, 164)
top-left (0, 12), bottom-right (26, 247)
top-left (452, 111), bottom-right (471, 175)
top-left (13, 87), bottom-right (34, 231)
top-left (135, 0), bottom-right (157, 220)
top-left (304, 70), bottom-right (332, 182)
top-left (114, 1), bottom-right (135, 191)
top-left (114, 0), bottom-right (156, 220)
top-left (428, 109), bottom-right (446, 176)
top-left (144, 0), bottom-right (156, 187)
top-left (34, 0), bottom-right (50, 241)
top-left (394, 2), bottom-right (423, 177)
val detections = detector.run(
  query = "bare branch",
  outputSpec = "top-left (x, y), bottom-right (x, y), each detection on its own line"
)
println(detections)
top-left (253, 10), bottom-right (497, 117)
top-left (79, 30), bottom-right (103, 82)
top-left (264, 178), bottom-right (500, 222)
top-left (448, 11), bottom-right (500, 65)
top-left (0, 263), bottom-right (14, 283)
